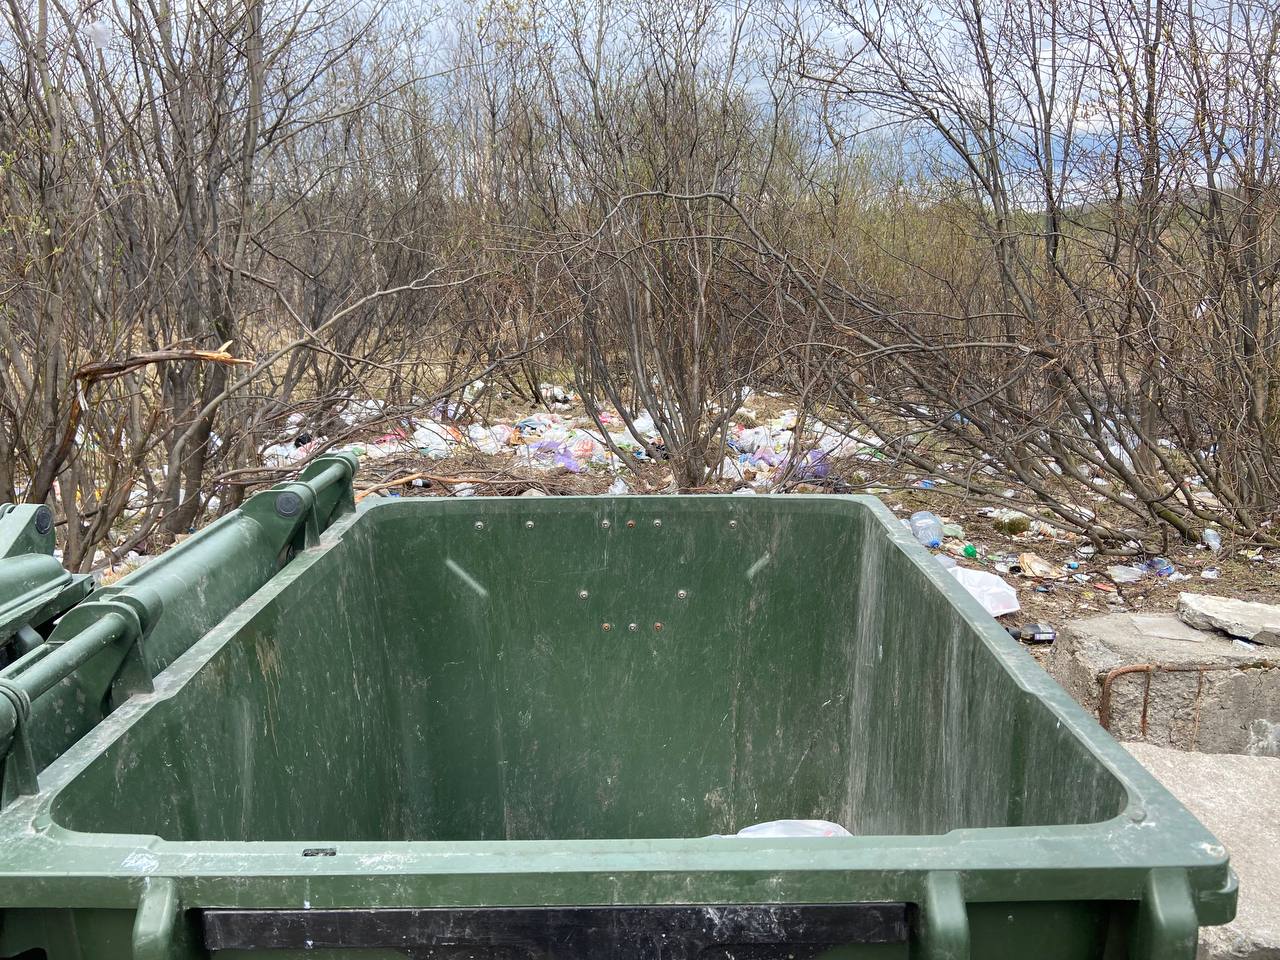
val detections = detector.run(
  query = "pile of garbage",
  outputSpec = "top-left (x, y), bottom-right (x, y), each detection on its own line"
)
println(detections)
top-left (261, 386), bottom-right (886, 488)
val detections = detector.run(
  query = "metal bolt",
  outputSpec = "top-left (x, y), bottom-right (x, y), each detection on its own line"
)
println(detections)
top-left (33, 506), bottom-right (53, 535)
top-left (653, 519), bottom-right (662, 528)
top-left (601, 519), bottom-right (611, 528)
top-left (525, 520), bottom-right (535, 529)
top-left (602, 622), bottom-right (612, 632)
top-left (628, 622), bottom-right (638, 632)
top-left (474, 521), bottom-right (485, 531)
top-left (729, 519), bottom-right (738, 529)
top-left (578, 590), bottom-right (589, 600)
top-left (276, 491), bottom-right (303, 518)
top-left (677, 589), bottom-right (688, 600)
top-left (626, 519), bottom-right (636, 528)
top-left (653, 622), bottom-right (664, 631)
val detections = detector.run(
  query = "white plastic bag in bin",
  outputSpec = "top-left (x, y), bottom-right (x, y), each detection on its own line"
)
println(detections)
top-left (715, 819), bottom-right (853, 838)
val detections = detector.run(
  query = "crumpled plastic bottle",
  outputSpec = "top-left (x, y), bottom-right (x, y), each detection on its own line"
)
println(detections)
top-left (908, 511), bottom-right (944, 548)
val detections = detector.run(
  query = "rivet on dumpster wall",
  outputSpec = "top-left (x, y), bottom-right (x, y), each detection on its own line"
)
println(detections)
top-left (677, 589), bottom-right (688, 599)
top-left (602, 622), bottom-right (612, 631)
top-left (524, 520), bottom-right (535, 529)
top-left (626, 519), bottom-right (636, 528)
top-left (653, 519), bottom-right (662, 528)
top-left (628, 622), bottom-right (638, 632)
top-left (601, 519), bottom-right (611, 528)
top-left (729, 519), bottom-right (738, 529)
top-left (653, 622), bottom-right (664, 631)
top-left (474, 521), bottom-right (485, 530)
top-left (578, 590), bottom-right (589, 600)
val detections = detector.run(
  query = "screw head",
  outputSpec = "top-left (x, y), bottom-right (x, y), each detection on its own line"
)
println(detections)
top-left (729, 519), bottom-right (738, 529)
top-left (474, 520), bottom-right (485, 530)
top-left (276, 491), bottom-right (303, 518)
top-left (677, 589), bottom-right (688, 600)
top-left (601, 519), bottom-right (611, 528)
top-left (525, 520), bottom-right (535, 529)
top-left (602, 622), bottom-right (612, 632)
top-left (626, 519), bottom-right (636, 528)
top-left (653, 519), bottom-right (662, 528)
top-left (653, 622), bottom-right (664, 631)
top-left (628, 622), bottom-right (638, 632)
top-left (578, 590), bottom-right (589, 600)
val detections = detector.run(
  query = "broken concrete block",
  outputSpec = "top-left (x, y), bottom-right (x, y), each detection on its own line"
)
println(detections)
top-left (1179, 592), bottom-right (1280, 646)
top-left (1045, 613), bottom-right (1280, 755)
top-left (1125, 743), bottom-right (1280, 960)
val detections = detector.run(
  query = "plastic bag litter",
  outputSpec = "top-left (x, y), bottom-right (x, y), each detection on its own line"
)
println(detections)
top-left (710, 819), bottom-right (853, 839)
top-left (1107, 564), bottom-right (1145, 584)
top-left (944, 566), bottom-right (1020, 617)
top-left (412, 421), bottom-right (458, 457)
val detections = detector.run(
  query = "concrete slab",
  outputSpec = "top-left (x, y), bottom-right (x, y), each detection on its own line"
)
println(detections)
top-left (1046, 613), bottom-right (1280, 755)
top-left (1125, 743), bottom-right (1280, 959)
top-left (1180, 593), bottom-right (1280, 647)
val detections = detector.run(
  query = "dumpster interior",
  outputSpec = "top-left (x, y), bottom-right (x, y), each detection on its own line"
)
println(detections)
top-left (51, 497), bottom-right (1128, 842)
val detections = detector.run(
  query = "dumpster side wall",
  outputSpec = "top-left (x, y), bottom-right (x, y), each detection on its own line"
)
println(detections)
top-left (847, 512), bottom-right (1128, 834)
top-left (53, 520), bottom-right (408, 841)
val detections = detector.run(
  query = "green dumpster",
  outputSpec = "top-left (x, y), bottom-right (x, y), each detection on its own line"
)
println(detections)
top-left (0, 456), bottom-right (1236, 958)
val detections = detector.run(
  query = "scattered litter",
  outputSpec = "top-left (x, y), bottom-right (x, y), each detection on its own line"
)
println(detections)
top-left (1105, 563), bottom-right (1146, 586)
top-left (1029, 520), bottom-right (1063, 539)
top-left (607, 478), bottom-right (630, 496)
top-left (1107, 565), bottom-right (1145, 584)
top-left (1201, 529), bottom-right (1222, 552)
top-left (1017, 552), bottom-right (1060, 579)
top-left (909, 511), bottom-right (944, 548)
top-left (1144, 556), bottom-right (1175, 577)
top-left (941, 522), bottom-right (964, 539)
top-left (453, 483), bottom-right (476, 498)
top-left (520, 488), bottom-right (546, 497)
top-left (944, 565), bottom-right (1020, 617)
top-left (1007, 622), bottom-right (1057, 644)
top-left (1201, 568), bottom-right (1220, 580)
